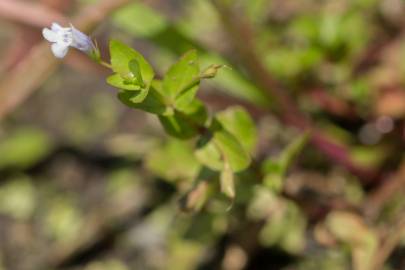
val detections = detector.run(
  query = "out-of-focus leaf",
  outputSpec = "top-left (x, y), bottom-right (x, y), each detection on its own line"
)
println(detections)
top-left (65, 93), bottom-right (118, 144)
top-left (0, 128), bottom-right (52, 169)
top-left (350, 146), bottom-right (387, 168)
top-left (324, 211), bottom-right (378, 270)
top-left (279, 133), bottom-right (309, 168)
top-left (167, 239), bottom-right (204, 270)
top-left (84, 259), bottom-right (129, 270)
top-left (262, 133), bottom-right (309, 190)
top-left (349, 78), bottom-right (373, 106)
top-left (319, 14), bottom-right (342, 50)
top-left (195, 135), bottom-right (222, 170)
top-left (146, 139), bottom-right (200, 181)
top-left (183, 212), bottom-right (219, 242)
top-left (216, 106), bottom-right (257, 153)
top-left (113, 2), bottom-right (168, 38)
top-left (106, 169), bottom-right (140, 204)
top-left (200, 54), bottom-right (270, 107)
top-left (180, 180), bottom-right (209, 212)
top-left (264, 47), bottom-right (323, 79)
top-left (212, 128), bottom-right (251, 172)
top-left (295, 250), bottom-right (349, 270)
top-left (243, 0), bottom-right (271, 24)
top-left (0, 176), bottom-right (36, 220)
top-left (343, 178), bottom-right (365, 205)
top-left (263, 172), bottom-right (283, 193)
top-left (44, 196), bottom-right (83, 244)
top-left (247, 187), bottom-right (278, 220)
top-left (258, 197), bottom-right (306, 254)
top-left (289, 15), bottom-right (319, 42)
top-left (220, 161), bottom-right (235, 199)
top-left (195, 127), bottom-right (251, 172)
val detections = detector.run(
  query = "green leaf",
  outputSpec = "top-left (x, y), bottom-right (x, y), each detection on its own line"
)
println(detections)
top-left (220, 161), bottom-right (235, 199)
top-left (259, 199), bottom-right (306, 253)
top-left (0, 176), bottom-right (36, 220)
top-left (262, 133), bottom-right (309, 189)
top-left (163, 50), bottom-right (199, 103)
top-left (195, 127), bottom-right (251, 172)
top-left (115, 6), bottom-right (271, 107)
top-left (158, 98), bottom-right (208, 139)
top-left (113, 2), bottom-right (168, 38)
top-left (215, 129), bottom-right (251, 171)
top-left (177, 99), bottom-right (208, 126)
top-left (216, 106), bottom-right (257, 153)
top-left (109, 39), bottom-right (154, 89)
top-left (278, 133), bottom-right (309, 170)
top-left (0, 128), bottom-right (52, 169)
top-left (146, 139), bottom-right (200, 181)
top-left (130, 88), bottom-right (149, 103)
top-left (129, 59), bottom-right (145, 87)
top-left (106, 74), bottom-right (141, 91)
top-left (180, 180), bottom-right (209, 213)
top-left (158, 112), bottom-right (200, 139)
top-left (118, 87), bottom-right (166, 115)
top-left (117, 88), bottom-right (149, 104)
top-left (195, 136), bottom-right (223, 169)
top-left (174, 85), bottom-right (199, 111)
top-left (43, 196), bottom-right (82, 243)
top-left (325, 211), bottom-right (378, 270)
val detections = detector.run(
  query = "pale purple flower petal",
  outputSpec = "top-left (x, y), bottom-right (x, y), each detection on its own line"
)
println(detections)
top-left (51, 43), bottom-right (69, 58)
top-left (42, 28), bottom-right (58, 42)
top-left (51, 22), bottom-right (64, 32)
top-left (43, 22), bottom-right (94, 59)
top-left (70, 24), bottom-right (94, 52)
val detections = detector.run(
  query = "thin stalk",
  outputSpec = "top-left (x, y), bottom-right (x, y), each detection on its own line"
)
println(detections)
top-left (100, 60), bottom-right (112, 69)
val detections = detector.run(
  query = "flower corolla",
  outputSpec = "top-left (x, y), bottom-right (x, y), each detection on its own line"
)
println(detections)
top-left (42, 23), bottom-right (94, 58)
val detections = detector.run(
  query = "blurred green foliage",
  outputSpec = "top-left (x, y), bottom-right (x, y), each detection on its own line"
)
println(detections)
top-left (0, 128), bottom-right (52, 169)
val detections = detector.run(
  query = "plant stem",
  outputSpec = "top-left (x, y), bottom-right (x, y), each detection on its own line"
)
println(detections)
top-left (100, 60), bottom-right (112, 69)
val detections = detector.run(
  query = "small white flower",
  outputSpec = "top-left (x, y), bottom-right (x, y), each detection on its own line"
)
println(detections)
top-left (42, 23), bottom-right (94, 58)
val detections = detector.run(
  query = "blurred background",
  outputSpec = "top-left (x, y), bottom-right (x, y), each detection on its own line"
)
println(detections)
top-left (0, 0), bottom-right (405, 269)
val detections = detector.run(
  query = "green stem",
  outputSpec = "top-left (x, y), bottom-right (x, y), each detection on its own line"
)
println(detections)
top-left (100, 61), bottom-right (112, 69)
top-left (176, 109), bottom-right (208, 135)
top-left (175, 77), bottom-right (201, 99)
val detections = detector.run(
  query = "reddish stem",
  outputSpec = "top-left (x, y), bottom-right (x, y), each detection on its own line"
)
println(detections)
top-left (211, 0), bottom-right (377, 182)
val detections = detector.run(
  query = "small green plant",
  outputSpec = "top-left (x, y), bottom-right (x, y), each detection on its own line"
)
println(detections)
top-left (107, 40), bottom-right (254, 200)
top-left (43, 24), bottom-right (258, 201)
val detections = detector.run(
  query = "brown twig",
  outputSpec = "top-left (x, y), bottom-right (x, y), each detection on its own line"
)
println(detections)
top-left (1, 25), bottom-right (42, 72)
top-left (308, 88), bottom-right (357, 118)
top-left (0, 0), bottom-right (66, 28)
top-left (0, 0), bottom-right (72, 73)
